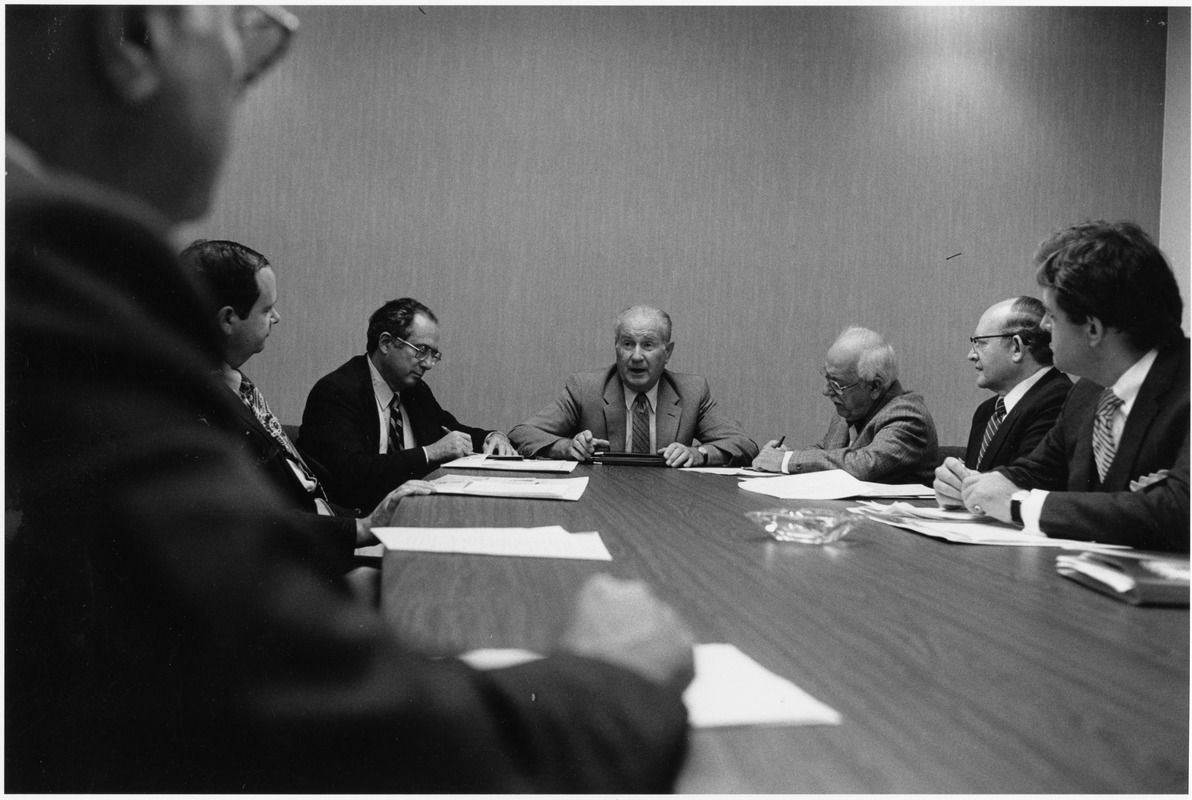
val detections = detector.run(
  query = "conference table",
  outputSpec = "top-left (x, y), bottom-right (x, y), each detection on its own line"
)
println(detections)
top-left (381, 463), bottom-right (1188, 793)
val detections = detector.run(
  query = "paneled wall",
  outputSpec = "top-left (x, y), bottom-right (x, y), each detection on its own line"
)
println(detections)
top-left (184, 6), bottom-right (1173, 449)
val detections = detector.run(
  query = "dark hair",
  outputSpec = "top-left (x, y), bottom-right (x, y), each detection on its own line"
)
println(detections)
top-left (181, 239), bottom-right (270, 318)
top-left (366, 298), bottom-right (438, 354)
top-left (1035, 221), bottom-right (1183, 351)
top-left (1003, 295), bottom-right (1053, 366)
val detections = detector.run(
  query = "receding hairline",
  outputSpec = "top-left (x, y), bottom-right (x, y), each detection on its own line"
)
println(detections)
top-left (614, 305), bottom-right (672, 342)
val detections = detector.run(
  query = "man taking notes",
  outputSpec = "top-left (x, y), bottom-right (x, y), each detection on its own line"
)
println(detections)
top-left (958, 296), bottom-right (1072, 471)
top-left (301, 297), bottom-right (516, 510)
top-left (752, 327), bottom-right (939, 483)
top-left (938, 221), bottom-right (1188, 552)
top-left (509, 305), bottom-right (758, 467)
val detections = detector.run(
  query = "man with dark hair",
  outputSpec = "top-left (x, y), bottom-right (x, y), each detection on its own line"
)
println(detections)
top-left (937, 221), bottom-right (1188, 551)
top-left (935, 297), bottom-right (1071, 487)
top-left (301, 297), bottom-right (517, 510)
top-left (7, 7), bottom-right (693, 792)
top-left (183, 239), bottom-right (432, 569)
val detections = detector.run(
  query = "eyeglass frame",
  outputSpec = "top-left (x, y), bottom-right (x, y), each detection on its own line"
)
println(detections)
top-left (235, 6), bottom-right (300, 86)
top-left (387, 333), bottom-right (444, 364)
top-left (820, 368), bottom-right (864, 395)
top-left (968, 332), bottom-right (1021, 347)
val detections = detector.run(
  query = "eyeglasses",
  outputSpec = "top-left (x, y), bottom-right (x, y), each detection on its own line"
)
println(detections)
top-left (968, 333), bottom-right (1018, 347)
top-left (390, 334), bottom-right (443, 364)
top-left (235, 6), bottom-right (300, 85)
top-left (820, 368), bottom-right (862, 395)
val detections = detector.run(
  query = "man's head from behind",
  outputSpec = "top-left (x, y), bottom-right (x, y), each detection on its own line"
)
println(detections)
top-left (614, 306), bottom-right (674, 395)
top-left (6, 6), bottom-right (297, 224)
top-left (367, 298), bottom-right (442, 393)
top-left (968, 296), bottom-right (1053, 396)
top-left (183, 239), bottom-right (279, 369)
top-left (823, 327), bottom-right (897, 424)
top-left (1035, 221), bottom-right (1183, 375)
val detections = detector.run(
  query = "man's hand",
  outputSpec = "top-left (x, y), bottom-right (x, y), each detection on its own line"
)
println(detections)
top-left (751, 439), bottom-right (789, 473)
top-left (560, 574), bottom-right (695, 695)
top-left (425, 429), bottom-right (474, 463)
top-left (660, 442), bottom-right (703, 468)
top-left (356, 480), bottom-right (434, 546)
top-left (934, 457), bottom-right (972, 508)
top-left (482, 431), bottom-right (516, 456)
top-left (961, 471), bottom-right (1020, 523)
top-left (568, 430), bottom-right (610, 461)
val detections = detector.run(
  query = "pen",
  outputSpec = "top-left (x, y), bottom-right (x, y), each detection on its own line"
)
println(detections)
top-left (775, 436), bottom-right (785, 447)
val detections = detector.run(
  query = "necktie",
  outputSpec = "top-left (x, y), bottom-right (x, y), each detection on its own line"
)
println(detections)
top-left (239, 373), bottom-right (328, 502)
top-left (388, 394), bottom-right (405, 453)
top-left (1092, 388), bottom-right (1124, 482)
top-left (631, 393), bottom-right (651, 454)
top-left (976, 397), bottom-right (1007, 467)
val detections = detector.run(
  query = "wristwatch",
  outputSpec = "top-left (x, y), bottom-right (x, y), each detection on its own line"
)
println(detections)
top-left (697, 445), bottom-right (709, 466)
top-left (1010, 490), bottom-right (1030, 525)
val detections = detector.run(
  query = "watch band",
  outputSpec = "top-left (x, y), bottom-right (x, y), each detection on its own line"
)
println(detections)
top-left (1010, 491), bottom-right (1028, 525)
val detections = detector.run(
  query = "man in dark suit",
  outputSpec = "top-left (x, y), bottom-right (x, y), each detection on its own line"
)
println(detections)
top-left (301, 297), bottom-right (517, 510)
top-left (950, 297), bottom-right (1071, 478)
top-left (7, 7), bottom-right (693, 792)
top-left (184, 239), bottom-right (432, 569)
top-left (508, 305), bottom-right (758, 466)
top-left (938, 221), bottom-right (1188, 552)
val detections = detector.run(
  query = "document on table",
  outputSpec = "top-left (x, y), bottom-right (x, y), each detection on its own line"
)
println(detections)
top-left (457, 643), bottom-right (841, 729)
top-left (681, 466), bottom-right (776, 476)
top-left (850, 508), bottom-right (1130, 551)
top-left (739, 469), bottom-right (934, 500)
top-left (373, 525), bottom-right (612, 560)
top-left (428, 474), bottom-right (589, 500)
top-left (441, 454), bottom-right (578, 473)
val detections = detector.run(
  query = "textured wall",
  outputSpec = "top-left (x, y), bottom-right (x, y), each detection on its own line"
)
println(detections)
top-left (184, 6), bottom-right (1171, 450)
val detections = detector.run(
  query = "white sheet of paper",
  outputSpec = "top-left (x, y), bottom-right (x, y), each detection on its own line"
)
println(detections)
top-left (373, 525), bottom-right (612, 560)
top-left (458, 643), bottom-right (842, 729)
top-left (739, 469), bottom-right (933, 500)
top-left (429, 474), bottom-right (589, 501)
top-left (442, 454), bottom-right (578, 473)
top-left (867, 516), bottom-right (1130, 550)
top-left (681, 467), bottom-right (776, 476)
top-left (853, 500), bottom-right (982, 521)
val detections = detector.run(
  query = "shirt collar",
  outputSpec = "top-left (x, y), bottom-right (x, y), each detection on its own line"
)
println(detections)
top-left (367, 354), bottom-right (396, 408)
top-left (624, 382), bottom-right (660, 412)
top-left (1001, 366), bottom-right (1051, 414)
top-left (219, 363), bottom-right (243, 395)
top-left (1110, 348), bottom-right (1159, 416)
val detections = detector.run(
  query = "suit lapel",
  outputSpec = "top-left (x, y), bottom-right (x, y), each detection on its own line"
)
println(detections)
top-left (655, 374), bottom-right (681, 449)
top-left (1102, 347), bottom-right (1177, 491)
top-left (352, 355), bottom-right (382, 451)
top-left (603, 373), bottom-right (627, 450)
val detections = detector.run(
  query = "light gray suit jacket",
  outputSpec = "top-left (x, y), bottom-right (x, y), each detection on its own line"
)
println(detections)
top-left (509, 366), bottom-right (758, 465)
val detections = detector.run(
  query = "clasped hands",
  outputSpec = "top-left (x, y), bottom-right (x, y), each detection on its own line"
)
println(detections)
top-left (568, 429), bottom-right (707, 468)
top-left (934, 456), bottom-right (1021, 523)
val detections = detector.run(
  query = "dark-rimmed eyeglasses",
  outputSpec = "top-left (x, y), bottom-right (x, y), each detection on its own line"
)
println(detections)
top-left (968, 333), bottom-right (1018, 347)
top-left (236, 6), bottom-right (300, 85)
top-left (390, 334), bottom-right (443, 364)
top-left (820, 368), bottom-right (862, 395)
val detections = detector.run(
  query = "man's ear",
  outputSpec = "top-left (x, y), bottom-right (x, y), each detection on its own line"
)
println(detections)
top-left (663, 341), bottom-right (675, 361)
top-left (1085, 316), bottom-right (1106, 348)
top-left (1009, 334), bottom-right (1026, 363)
top-left (91, 6), bottom-right (166, 104)
top-left (216, 305), bottom-right (239, 336)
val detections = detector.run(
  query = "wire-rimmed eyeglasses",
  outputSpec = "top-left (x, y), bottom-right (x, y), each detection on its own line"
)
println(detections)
top-left (392, 334), bottom-right (444, 364)
top-left (820, 368), bottom-right (861, 395)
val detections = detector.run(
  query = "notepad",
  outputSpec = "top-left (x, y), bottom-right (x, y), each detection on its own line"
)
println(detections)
top-left (442, 454), bottom-right (578, 473)
top-left (857, 513), bottom-right (1130, 550)
top-left (373, 525), bottom-right (612, 560)
top-left (428, 474), bottom-right (589, 500)
top-left (739, 469), bottom-right (933, 500)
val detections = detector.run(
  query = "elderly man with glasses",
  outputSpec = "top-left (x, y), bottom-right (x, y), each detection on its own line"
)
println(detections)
top-left (301, 297), bottom-right (516, 511)
top-left (752, 326), bottom-right (939, 483)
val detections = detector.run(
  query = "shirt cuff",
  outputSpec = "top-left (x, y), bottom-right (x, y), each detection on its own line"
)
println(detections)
top-left (1020, 489), bottom-right (1048, 535)
top-left (781, 450), bottom-right (794, 474)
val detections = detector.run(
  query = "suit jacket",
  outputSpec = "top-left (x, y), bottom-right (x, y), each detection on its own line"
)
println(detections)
top-left (300, 354), bottom-right (493, 510)
top-left (964, 367), bottom-right (1073, 471)
top-left (508, 366), bottom-right (759, 465)
top-left (786, 380), bottom-right (939, 484)
top-left (219, 383), bottom-right (358, 571)
top-left (6, 167), bottom-right (688, 792)
top-left (997, 338), bottom-right (1190, 551)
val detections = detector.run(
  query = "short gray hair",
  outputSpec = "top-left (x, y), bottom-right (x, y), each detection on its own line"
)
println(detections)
top-left (614, 305), bottom-right (672, 343)
top-left (835, 326), bottom-right (899, 389)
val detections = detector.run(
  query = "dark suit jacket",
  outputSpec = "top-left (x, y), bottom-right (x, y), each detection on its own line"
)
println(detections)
top-left (997, 338), bottom-right (1189, 551)
top-left (964, 367), bottom-right (1073, 471)
top-left (507, 366), bottom-right (758, 465)
top-left (219, 384), bottom-right (358, 570)
top-left (6, 169), bottom-right (688, 792)
top-left (300, 354), bottom-right (494, 510)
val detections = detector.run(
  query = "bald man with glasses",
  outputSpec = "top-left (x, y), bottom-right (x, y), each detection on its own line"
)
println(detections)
top-left (752, 326), bottom-right (939, 484)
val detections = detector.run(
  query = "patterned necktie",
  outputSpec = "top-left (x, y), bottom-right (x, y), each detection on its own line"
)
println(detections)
top-left (239, 374), bottom-right (301, 461)
top-left (976, 397), bottom-right (1007, 467)
top-left (631, 393), bottom-right (651, 454)
top-left (1092, 388), bottom-right (1124, 482)
top-left (388, 394), bottom-right (405, 453)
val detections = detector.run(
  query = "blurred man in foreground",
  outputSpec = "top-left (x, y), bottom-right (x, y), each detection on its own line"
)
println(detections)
top-left (6, 7), bottom-right (693, 791)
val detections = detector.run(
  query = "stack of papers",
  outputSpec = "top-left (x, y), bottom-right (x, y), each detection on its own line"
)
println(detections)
top-left (373, 525), bottom-right (612, 561)
top-left (739, 469), bottom-right (934, 500)
top-left (851, 503), bottom-right (1129, 550)
top-left (428, 474), bottom-right (588, 500)
top-left (441, 454), bottom-right (577, 473)
top-left (457, 643), bottom-right (842, 729)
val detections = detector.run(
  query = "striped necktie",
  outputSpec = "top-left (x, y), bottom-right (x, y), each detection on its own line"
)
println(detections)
top-left (976, 397), bottom-right (1006, 467)
top-left (1092, 388), bottom-right (1124, 482)
top-left (388, 394), bottom-right (405, 453)
top-left (631, 393), bottom-right (651, 454)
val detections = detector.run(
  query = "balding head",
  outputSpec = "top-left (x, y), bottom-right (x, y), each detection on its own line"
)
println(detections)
top-left (968, 296), bottom-right (1052, 396)
top-left (613, 305), bottom-right (674, 394)
top-left (823, 327), bottom-right (898, 424)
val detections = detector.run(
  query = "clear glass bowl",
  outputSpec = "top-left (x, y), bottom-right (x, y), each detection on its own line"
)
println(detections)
top-left (744, 508), bottom-right (860, 544)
